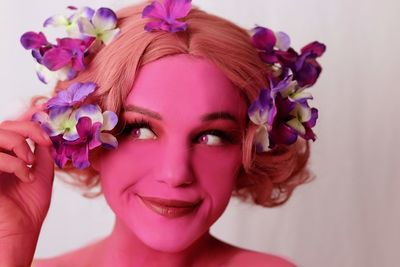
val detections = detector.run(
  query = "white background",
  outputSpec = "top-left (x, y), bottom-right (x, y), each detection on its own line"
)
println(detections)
top-left (1, 0), bottom-right (399, 266)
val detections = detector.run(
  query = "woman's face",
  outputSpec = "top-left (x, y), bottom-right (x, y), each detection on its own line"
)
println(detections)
top-left (99, 54), bottom-right (247, 252)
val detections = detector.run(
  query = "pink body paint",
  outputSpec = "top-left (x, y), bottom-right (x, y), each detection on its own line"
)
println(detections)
top-left (99, 54), bottom-right (247, 254)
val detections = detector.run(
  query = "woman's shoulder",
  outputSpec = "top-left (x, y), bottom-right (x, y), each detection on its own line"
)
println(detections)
top-left (234, 251), bottom-right (297, 267)
top-left (212, 238), bottom-right (296, 267)
top-left (31, 239), bottom-right (103, 267)
top-left (226, 249), bottom-right (297, 267)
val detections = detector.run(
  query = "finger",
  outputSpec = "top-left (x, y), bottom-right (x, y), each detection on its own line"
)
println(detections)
top-left (31, 145), bottom-right (54, 185)
top-left (0, 152), bottom-right (31, 183)
top-left (0, 120), bottom-right (52, 147)
top-left (0, 128), bottom-right (35, 164)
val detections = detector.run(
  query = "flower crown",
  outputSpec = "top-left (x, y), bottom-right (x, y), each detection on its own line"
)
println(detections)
top-left (21, 6), bottom-right (120, 84)
top-left (143, 0), bottom-right (326, 152)
top-left (22, 1), bottom-right (326, 169)
top-left (21, 6), bottom-right (121, 169)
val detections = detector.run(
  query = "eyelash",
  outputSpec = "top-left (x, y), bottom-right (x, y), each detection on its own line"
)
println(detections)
top-left (121, 118), bottom-right (154, 137)
top-left (121, 118), bottom-right (236, 144)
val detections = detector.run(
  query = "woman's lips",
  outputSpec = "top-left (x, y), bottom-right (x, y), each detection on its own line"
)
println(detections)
top-left (138, 195), bottom-right (201, 218)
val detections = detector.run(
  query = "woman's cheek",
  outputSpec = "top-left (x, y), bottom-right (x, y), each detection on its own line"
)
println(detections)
top-left (192, 144), bottom-right (242, 215)
top-left (100, 140), bottom-right (160, 196)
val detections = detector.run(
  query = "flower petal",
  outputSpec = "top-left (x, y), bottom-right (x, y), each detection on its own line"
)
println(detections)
top-left (252, 26), bottom-right (276, 52)
top-left (301, 41), bottom-right (326, 57)
top-left (144, 20), bottom-right (164, 32)
top-left (35, 64), bottom-right (53, 84)
top-left (20, 32), bottom-right (48, 50)
top-left (275, 31), bottom-right (290, 51)
top-left (71, 82), bottom-right (97, 103)
top-left (73, 6), bottom-right (95, 21)
top-left (32, 111), bottom-right (49, 124)
top-left (100, 133), bottom-right (118, 149)
top-left (75, 104), bottom-right (103, 124)
top-left (287, 118), bottom-right (306, 135)
top-left (101, 111), bottom-right (118, 131)
top-left (71, 145), bottom-right (90, 169)
top-left (142, 1), bottom-right (168, 19)
top-left (89, 122), bottom-right (102, 150)
top-left (43, 15), bottom-right (69, 27)
top-left (92, 8), bottom-right (118, 31)
top-left (100, 28), bottom-right (120, 45)
top-left (168, 20), bottom-right (188, 32)
top-left (76, 117), bottom-right (93, 138)
top-left (254, 126), bottom-right (270, 153)
top-left (63, 129), bottom-right (80, 141)
top-left (78, 17), bottom-right (97, 36)
top-left (42, 47), bottom-right (72, 71)
top-left (52, 142), bottom-right (70, 169)
top-left (166, 0), bottom-right (192, 19)
top-left (269, 123), bottom-right (298, 147)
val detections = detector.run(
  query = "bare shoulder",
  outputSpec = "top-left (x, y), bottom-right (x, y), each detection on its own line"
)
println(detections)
top-left (31, 239), bottom-right (104, 267)
top-left (227, 249), bottom-right (297, 267)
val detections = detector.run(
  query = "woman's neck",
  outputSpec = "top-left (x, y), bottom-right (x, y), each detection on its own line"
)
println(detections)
top-left (95, 218), bottom-right (231, 267)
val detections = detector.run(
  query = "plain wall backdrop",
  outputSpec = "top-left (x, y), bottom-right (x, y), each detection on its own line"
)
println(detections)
top-left (1, 0), bottom-right (399, 266)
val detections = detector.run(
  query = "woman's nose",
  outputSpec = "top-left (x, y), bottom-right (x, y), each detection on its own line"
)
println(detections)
top-left (155, 141), bottom-right (195, 187)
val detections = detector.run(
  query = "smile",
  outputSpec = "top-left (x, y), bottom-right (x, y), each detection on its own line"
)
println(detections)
top-left (138, 195), bottom-right (201, 218)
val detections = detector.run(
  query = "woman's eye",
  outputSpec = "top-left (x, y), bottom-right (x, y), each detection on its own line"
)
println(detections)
top-left (197, 133), bottom-right (224, 146)
top-left (131, 127), bottom-right (156, 140)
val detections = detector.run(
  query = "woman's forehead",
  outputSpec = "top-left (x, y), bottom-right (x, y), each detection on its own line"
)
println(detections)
top-left (124, 54), bottom-right (247, 121)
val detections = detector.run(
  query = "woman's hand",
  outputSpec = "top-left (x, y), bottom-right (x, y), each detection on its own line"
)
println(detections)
top-left (0, 119), bottom-right (54, 266)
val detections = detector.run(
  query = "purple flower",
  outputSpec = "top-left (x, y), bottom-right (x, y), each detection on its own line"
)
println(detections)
top-left (41, 37), bottom-right (90, 72)
top-left (35, 64), bottom-right (76, 84)
top-left (78, 7), bottom-right (120, 45)
top-left (275, 42), bottom-right (326, 87)
top-left (295, 41), bottom-right (326, 87)
top-left (268, 95), bottom-right (318, 147)
top-left (33, 102), bottom-right (119, 169)
top-left (268, 94), bottom-right (298, 147)
top-left (142, 0), bottom-right (192, 32)
top-left (20, 32), bottom-right (49, 50)
top-left (50, 113), bottom-right (118, 169)
top-left (46, 82), bottom-right (97, 111)
top-left (252, 26), bottom-right (291, 65)
top-left (50, 117), bottom-right (100, 169)
top-left (249, 73), bottom-right (320, 150)
top-left (44, 6), bottom-right (95, 38)
top-left (248, 89), bottom-right (275, 127)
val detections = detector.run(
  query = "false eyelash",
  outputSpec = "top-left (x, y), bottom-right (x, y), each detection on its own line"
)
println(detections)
top-left (121, 118), bottom-right (238, 144)
top-left (193, 129), bottom-right (237, 144)
top-left (120, 118), bottom-right (155, 137)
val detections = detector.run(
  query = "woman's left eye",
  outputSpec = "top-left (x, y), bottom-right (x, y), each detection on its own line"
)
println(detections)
top-left (198, 134), bottom-right (223, 145)
top-left (196, 131), bottom-right (232, 146)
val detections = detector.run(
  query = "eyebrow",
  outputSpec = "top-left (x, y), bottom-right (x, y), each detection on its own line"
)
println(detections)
top-left (124, 105), bottom-right (162, 120)
top-left (124, 104), bottom-right (238, 123)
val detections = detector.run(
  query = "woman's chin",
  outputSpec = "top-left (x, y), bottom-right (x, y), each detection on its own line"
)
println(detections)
top-left (135, 229), bottom-right (206, 253)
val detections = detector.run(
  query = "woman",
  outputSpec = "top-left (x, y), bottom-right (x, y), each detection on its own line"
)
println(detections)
top-left (0, 1), bottom-right (323, 266)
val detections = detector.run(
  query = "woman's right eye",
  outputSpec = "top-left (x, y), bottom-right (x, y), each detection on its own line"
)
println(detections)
top-left (122, 120), bottom-right (157, 140)
top-left (131, 127), bottom-right (157, 140)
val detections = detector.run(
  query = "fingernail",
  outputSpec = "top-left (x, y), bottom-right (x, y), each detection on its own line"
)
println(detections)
top-left (29, 173), bottom-right (35, 182)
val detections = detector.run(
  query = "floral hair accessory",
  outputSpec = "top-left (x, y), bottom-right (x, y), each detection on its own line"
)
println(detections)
top-left (249, 26), bottom-right (326, 152)
top-left (21, 6), bottom-right (120, 84)
top-left (32, 82), bottom-right (119, 169)
top-left (142, 0), bottom-right (192, 32)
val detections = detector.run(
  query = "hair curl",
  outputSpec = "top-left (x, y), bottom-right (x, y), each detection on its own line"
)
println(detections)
top-left (33, 2), bottom-right (313, 207)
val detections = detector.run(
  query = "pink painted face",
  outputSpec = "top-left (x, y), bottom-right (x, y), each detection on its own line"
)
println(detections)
top-left (99, 54), bottom-right (248, 252)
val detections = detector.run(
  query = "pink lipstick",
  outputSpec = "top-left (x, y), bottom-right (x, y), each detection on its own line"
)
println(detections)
top-left (138, 195), bottom-right (200, 218)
